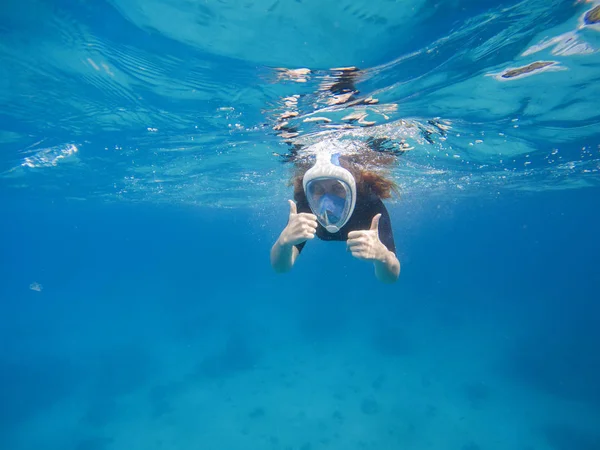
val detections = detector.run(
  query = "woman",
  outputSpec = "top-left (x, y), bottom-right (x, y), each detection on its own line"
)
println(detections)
top-left (270, 147), bottom-right (401, 283)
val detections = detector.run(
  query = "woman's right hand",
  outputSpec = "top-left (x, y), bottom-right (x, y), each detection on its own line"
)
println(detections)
top-left (279, 200), bottom-right (318, 247)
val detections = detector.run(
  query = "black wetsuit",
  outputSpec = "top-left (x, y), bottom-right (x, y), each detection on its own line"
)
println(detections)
top-left (294, 190), bottom-right (396, 254)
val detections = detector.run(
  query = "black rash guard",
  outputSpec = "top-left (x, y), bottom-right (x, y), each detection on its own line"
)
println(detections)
top-left (293, 190), bottom-right (396, 255)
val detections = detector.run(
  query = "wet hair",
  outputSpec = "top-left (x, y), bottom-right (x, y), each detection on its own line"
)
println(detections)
top-left (290, 152), bottom-right (400, 201)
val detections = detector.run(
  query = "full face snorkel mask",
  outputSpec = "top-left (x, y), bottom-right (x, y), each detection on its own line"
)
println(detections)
top-left (303, 152), bottom-right (357, 233)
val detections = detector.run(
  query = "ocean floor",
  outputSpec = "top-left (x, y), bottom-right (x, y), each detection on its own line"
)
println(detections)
top-left (3, 297), bottom-right (599, 450)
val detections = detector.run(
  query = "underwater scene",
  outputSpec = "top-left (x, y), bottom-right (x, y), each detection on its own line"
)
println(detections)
top-left (1, 0), bottom-right (599, 449)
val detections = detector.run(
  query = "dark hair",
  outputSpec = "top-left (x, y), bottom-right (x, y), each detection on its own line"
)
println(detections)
top-left (290, 152), bottom-right (400, 200)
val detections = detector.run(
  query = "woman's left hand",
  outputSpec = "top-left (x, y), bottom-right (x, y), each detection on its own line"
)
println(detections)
top-left (347, 214), bottom-right (389, 262)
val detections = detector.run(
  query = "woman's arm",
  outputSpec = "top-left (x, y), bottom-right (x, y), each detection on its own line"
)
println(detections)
top-left (270, 200), bottom-right (317, 273)
top-left (373, 249), bottom-right (400, 284)
top-left (347, 213), bottom-right (400, 284)
top-left (270, 239), bottom-right (300, 273)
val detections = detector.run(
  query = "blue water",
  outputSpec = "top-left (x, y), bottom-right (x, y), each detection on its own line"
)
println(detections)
top-left (1, 0), bottom-right (600, 449)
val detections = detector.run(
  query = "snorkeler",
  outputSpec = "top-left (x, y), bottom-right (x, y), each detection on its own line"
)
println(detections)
top-left (270, 149), bottom-right (400, 283)
top-left (270, 66), bottom-right (401, 283)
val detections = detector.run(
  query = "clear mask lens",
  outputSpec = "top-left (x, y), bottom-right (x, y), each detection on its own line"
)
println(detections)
top-left (307, 179), bottom-right (352, 231)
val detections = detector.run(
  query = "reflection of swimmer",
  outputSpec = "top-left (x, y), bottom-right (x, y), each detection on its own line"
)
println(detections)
top-left (270, 149), bottom-right (400, 283)
top-left (501, 61), bottom-right (556, 79)
top-left (318, 66), bottom-right (362, 105)
top-left (487, 61), bottom-right (561, 81)
top-left (271, 67), bottom-right (382, 141)
top-left (584, 5), bottom-right (600, 26)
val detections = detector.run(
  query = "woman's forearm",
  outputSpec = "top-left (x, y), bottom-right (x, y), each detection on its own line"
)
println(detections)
top-left (373, 250), bottom-right (400, 283)
top-left (270, 239), bottom-right (299, 273)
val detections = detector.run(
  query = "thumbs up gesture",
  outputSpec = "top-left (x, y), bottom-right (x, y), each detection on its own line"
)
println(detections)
top-left (279, 200), bottom-right (318, 247)
top-left (346, 214), bottom-right (387, 262)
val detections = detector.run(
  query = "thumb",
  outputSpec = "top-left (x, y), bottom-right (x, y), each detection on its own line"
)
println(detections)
top-left (370, 213), bottom-right (382, 232)
top-left (288, 199), bottom-right (297, 216)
